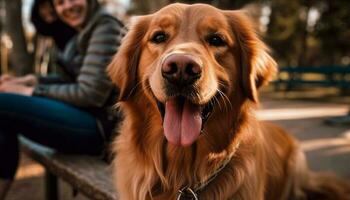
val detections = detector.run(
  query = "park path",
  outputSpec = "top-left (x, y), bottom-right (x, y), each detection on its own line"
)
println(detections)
top-left (258, 98), bottom-right (350, 178)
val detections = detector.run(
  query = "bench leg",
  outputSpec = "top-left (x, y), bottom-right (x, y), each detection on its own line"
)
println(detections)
top-left (45, 170), bottom-right (58, 200)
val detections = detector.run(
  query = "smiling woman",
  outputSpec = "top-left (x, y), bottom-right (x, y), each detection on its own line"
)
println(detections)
top-left (0, 0), bottom-right (125, 198)
top-left (53, 0), bottom-right (88, 30)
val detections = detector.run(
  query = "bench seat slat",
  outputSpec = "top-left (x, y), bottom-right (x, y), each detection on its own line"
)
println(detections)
top-left (20, 136), bottom-right (118, 200)
top-left (275, 80), bottom-right (350, 88)
top-left (280, 66), bottom-right (350, 74)
top-left (275, 65), bottom-right (350, 91)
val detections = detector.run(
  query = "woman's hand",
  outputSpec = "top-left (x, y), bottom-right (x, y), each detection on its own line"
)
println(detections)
top-left (0, 74), bottom-right (14, 83)
top-left (0, 74), bottom-right (38, 86)
top-left (0, 82), bottom-right (34, 96)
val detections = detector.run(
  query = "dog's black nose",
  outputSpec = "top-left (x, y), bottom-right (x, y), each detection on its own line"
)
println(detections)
top-left (162, 54), bottom-right (202, 87)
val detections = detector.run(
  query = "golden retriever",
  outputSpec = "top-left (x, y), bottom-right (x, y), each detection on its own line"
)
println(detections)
top-left (108, 3), bottom-right (350, 200)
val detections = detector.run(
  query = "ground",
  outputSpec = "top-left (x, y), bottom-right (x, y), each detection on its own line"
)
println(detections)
top-left (6, 88), bottom-right (350, 200)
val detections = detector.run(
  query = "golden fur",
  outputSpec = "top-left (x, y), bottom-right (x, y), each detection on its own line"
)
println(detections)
top-left (108, 3), bottom-right (350, 200)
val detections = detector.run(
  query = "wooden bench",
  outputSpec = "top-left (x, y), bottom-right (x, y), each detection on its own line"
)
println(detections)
top-left (20, 136), bottom-right (118, 200)
top-left (274, 65), bottom-right (350, 91)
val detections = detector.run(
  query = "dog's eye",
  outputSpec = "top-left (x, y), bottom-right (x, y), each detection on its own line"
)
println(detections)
top-left (206, 34), bottom-right (226, 47)
top-left (151, 31), bottom-right (168, 44)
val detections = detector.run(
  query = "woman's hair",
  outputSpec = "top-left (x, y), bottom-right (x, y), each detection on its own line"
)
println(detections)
top-left (84, 0), bottom-right (101, 23)
top-left (31, 0), bottom-right (56, 34)
top-left (31, 0), bottom-right (76, 50)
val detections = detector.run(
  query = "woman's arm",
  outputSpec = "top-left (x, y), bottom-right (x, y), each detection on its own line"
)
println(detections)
top-left (38, 74), bottom-right (72, 84)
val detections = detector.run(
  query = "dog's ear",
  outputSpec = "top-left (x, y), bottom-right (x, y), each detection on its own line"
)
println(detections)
top-left (107, 16), bottom-right (151, 101)
top-left (225, 11), bottom-right (277, 102)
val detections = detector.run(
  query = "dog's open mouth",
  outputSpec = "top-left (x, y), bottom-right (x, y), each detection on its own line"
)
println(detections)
top-left (157, 96), bottom-right (213, 146)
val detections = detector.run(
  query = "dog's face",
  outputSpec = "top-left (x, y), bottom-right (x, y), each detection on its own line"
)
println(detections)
top-left (108, 3), bottom-right (276, 147)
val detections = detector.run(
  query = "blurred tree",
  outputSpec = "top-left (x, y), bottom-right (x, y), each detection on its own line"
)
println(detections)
top-left (0, 0), bottom-right (3, 73)
top-left (266, 0), bottom-right (307, 66)
top-left (4, 0), bottom-right (33, 75)
top-left (129, 0), bottom-right (174, 14)
top-left (177, 0), bottom-right (254, 9)
top-left (314, 0), bottom-right (350, 65)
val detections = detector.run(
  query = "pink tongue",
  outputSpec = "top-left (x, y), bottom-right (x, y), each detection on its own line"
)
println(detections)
top-left (163, 99), bottom-right (202, 146)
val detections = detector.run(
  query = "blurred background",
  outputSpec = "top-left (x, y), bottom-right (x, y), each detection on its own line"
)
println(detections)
top-left (0, 0), bottom-right (349, 76)
top-left (0, 1), bottom-right (349, 200)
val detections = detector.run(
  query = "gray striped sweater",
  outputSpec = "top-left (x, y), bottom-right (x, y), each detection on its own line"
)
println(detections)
top-left (33, 8), bottom-right (125, 140)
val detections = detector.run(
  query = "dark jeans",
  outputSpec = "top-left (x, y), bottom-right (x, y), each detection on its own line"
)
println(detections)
top-left (0, 93), bottom-right (104, 179)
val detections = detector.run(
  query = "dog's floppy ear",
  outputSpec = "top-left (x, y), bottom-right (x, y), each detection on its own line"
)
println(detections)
top-left (107, 16), bottom-right (151, 101)
top-left (225, 11), bottom-right (277, 102)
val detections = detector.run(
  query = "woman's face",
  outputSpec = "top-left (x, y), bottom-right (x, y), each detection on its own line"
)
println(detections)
top-left (53, 0), bottom-right (88, 30)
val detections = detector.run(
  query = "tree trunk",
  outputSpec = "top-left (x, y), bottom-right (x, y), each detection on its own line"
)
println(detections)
top-left (4, 0), bottom-right (33, 75)
top-left (131, 0), bottom-right (168, 14)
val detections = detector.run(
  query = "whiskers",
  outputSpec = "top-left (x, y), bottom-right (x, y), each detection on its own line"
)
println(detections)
top-left (215, 82), bottom-right (232, 113)
top-left (189, 90), bottom-right (201, 102)
top-left (128, 80), bottom-right (144, 99)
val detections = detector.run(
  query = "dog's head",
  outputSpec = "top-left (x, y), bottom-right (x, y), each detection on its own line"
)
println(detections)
top-left (108, 3), bottom-right (276, 147)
